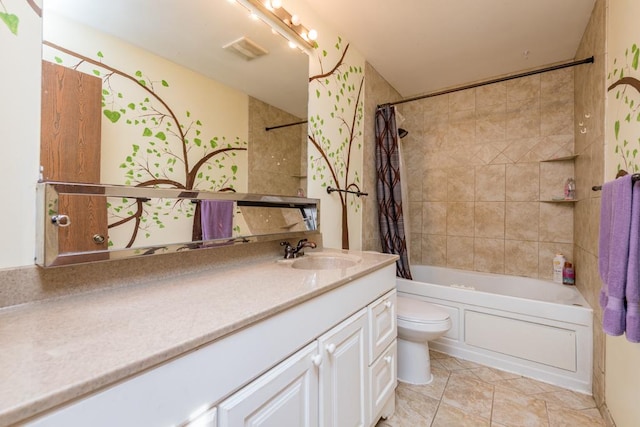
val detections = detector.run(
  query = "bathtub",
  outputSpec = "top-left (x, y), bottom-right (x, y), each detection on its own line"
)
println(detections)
top-left (397, 265), bottom-right (593, 394)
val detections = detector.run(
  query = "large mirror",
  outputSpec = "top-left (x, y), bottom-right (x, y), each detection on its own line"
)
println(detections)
top-left (39, 0), bottom-right (311, 261)
top-left (41, 0), bottom-right (309, 195)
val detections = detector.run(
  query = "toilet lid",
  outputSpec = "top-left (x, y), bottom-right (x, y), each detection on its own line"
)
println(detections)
top-left (396, 296), bottom-right (449, 323)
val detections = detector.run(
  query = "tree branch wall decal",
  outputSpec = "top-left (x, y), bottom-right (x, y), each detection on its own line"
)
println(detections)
top-left (308, 38), bottom-right (364, 249)
top-left (608, 43), bottom-right (640, 173)
top-left (44, 42), bottom-right (248, 248)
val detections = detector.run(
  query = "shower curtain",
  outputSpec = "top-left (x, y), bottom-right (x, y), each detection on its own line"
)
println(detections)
top-left (375, 105), bottom-right (412, 279)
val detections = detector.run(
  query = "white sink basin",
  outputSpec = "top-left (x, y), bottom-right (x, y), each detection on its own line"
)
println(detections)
top-left (290, 253), bottom-right (361, 270)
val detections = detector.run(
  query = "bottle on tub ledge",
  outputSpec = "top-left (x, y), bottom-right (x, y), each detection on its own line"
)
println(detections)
top-left (562, 262), bottom-right (575, 285)
top-left (553, 253), bottom-right (566, 283)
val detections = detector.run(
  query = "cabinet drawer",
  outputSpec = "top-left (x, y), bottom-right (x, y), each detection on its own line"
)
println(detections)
top-left (369, 340), bottom-right (397, 423)
top-left (368, 290), bottom-right (397, 363)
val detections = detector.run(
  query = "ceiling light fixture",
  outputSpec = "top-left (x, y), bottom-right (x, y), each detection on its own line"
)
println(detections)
top-left (236, 0), bottom-right (317, 52)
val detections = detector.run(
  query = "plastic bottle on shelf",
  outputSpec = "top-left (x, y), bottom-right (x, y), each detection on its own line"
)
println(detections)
top-left (553, 253), bottom-right (566, 283)
top-left (564, 178), bottom-right (576, 200)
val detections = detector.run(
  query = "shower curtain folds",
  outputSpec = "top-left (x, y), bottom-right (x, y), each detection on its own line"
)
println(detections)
top-left (375, 105), bottom-right (412, 279)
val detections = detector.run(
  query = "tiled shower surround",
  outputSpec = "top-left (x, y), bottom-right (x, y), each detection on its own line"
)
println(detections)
top-left (399, 68), bottom-right (576, 280)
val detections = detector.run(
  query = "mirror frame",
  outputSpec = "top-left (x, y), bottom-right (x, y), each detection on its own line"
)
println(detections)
top-left (36, 182), bottom-right (320, 267)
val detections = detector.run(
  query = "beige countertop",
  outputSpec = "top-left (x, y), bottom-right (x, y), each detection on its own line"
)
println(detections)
top-left (0, 249), bottom-right (397, 426)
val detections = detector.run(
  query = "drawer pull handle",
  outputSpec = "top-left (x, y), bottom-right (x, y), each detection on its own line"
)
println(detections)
top-left (384, 355), bottom-right (393, 364)
top-left (384, 301), bottom-right (392, 309)
top-left (326, 343), bottom-right (336, 355)
top-left (311, 354), bottom-right (322, 367)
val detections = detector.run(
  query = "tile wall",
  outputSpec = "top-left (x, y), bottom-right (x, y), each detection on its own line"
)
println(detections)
top-left (400, 68), bottom-right (576, 279)
top-left (247, 97), bottom-right (307, 196)
top-left (573, 0), bottom-right (609, 419)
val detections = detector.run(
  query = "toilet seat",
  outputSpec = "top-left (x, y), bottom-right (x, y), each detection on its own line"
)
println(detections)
top-left (397, 296), bottom-right (449, 324)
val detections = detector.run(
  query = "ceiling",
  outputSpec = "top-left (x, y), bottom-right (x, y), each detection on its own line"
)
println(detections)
top-left (43, 0), bottom-right (596, 117)
top-left (303, 0), bottom-right (596, 98)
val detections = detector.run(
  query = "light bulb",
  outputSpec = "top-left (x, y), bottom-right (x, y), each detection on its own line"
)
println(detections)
top-left (291, 14), bottom-right (301, 26)
top-left (249, 12), bottom-right (258, 20)
top-left (271, 0), bottom-right (282, 8)
top-left (308, 29), bottom-right (318, 41)
top-left (288, 41), bottom-right (297, 49)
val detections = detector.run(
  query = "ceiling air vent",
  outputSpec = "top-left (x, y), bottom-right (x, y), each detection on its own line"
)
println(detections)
top-left (223, 37), bottom-right (269, 61)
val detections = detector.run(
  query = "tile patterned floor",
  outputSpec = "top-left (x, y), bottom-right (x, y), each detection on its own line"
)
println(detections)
top-left (376, 351), bottom-right (605, 427)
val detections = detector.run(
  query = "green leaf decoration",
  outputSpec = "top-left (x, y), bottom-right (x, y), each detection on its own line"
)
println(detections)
top-left (161, 80), bottom-right (169, 87)
top-left (614, 120), bottom-right (620, 140)
top-left (194, 138), bottom-right (202, 147)
top-left (155, 132), bottom-right (167, 141)
top-left (54, 56), bottom-right (63, 64)
top-left (135, 70), bottom-right (143, 77)
top-left (97, 51), bottom-right (104, 58)
top-left (143, 127), bottom-right (153, 137)
top-left (93, 70), bottom-right (101, 76)
top-left (128, 103), bottom-right (136, 110)
top-left (231, 165), bottom-right (238, 175)
top-left (633, 48), bottom-right (639, 70)
top-left (0, 12), bottom-right (19, 36)
top-left (103, 110), bottom-right (121, 123)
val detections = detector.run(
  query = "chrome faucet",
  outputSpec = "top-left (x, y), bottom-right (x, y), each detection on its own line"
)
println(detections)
top-left (281, 239), bottom-right (317, 259)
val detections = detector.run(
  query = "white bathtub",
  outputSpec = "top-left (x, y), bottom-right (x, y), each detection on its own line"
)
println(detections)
top-left (396, 265), bottom-right (593, 394)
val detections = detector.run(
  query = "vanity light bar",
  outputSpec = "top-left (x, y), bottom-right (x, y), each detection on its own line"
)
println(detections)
top-left (235, 0), bottom-right (317, 52)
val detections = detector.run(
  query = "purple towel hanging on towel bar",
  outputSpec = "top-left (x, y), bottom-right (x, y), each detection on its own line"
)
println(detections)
top-left (200, 200), bottom-right (234, 241)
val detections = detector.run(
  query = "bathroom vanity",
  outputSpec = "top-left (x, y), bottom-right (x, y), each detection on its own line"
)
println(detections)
top-left (0, 251), bottom-right (398, 426)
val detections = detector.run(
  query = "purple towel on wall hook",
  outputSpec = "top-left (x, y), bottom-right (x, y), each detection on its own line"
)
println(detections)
top-left (626, 180), bottom-right (640, 342)
top-left (598, 174), bottom-right (633, 336)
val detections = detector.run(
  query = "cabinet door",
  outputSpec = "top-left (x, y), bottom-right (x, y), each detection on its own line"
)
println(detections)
top-left (318, 308), bottom-right (368, 427)
top-left (368, 290), bottom-right (397, 363)
top-left (217, 342), bottom-right (318, 427)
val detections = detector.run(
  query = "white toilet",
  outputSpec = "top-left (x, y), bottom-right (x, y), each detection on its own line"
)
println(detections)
top-left (396, 296), bottom-right (452, 384)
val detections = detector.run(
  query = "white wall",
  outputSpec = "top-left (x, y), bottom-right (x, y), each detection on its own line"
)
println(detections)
top-left (0, 0), bottom-right (42, 268)
top-left (605, 1), bottom-right (640, 425)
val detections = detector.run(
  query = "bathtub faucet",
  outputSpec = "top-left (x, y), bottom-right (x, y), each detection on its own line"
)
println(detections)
top-left (280, 239), bottom-right (317, 259)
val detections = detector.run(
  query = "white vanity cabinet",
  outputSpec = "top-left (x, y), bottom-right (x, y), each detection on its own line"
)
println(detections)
top-left (25, 264), bottom-right (397, 427)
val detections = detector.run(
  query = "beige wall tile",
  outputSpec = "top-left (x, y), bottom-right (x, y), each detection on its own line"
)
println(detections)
top-left (422, 234), bottom-right (447, 266)
top-left (409, 202), bottom-right (423, 235)
top-left (447, 167), bottom-right (475, 201)
top-left (447, 236), bottom-right (474, 269)
top-left (474, 238), bottom-right (505, 273)
top-left (449, 88), bottom-right (476, 112)
top-left (449, 110), bottom-right (476, 142)
top-left (475, 165), bottom-right (506, 201)
top-left (539, 203), bottom-right (574, 243)
top-left (476, 82), bottom-right (506, 107)
top-left (541, 68), bottom-right (574, 103)
top-left (423, 168), bottom-right (448, 201)
top-left (502, 137), bottom-right (540, 163)
top-left (541, 100), bottom-right (574, 136)
top-left (505, 202), bottom-right (539, 241)
top-left (506, 98), bottom-right (541, 139)
top-left (506, 163), bottom-right (540, 201)
top-left (423, 202), bottom-right (447, 235)
top-left (505, 240), bottom-right (539, 278)
top-left (475, 202), bottom-right (505, 238)
top-left (476, 104), bottom-right (506, 142)
top-left (410, 233), bottom-right (423, 264)
top-left (447, 202), bottom-right (474, 236)
top-left (506, 74), bottom-right (541, 102)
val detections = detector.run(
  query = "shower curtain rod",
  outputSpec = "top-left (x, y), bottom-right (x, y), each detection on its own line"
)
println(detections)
top-left (378, 56), bottom-right (594, 109)
top-left (265, 119), bottom-right (308, 131)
